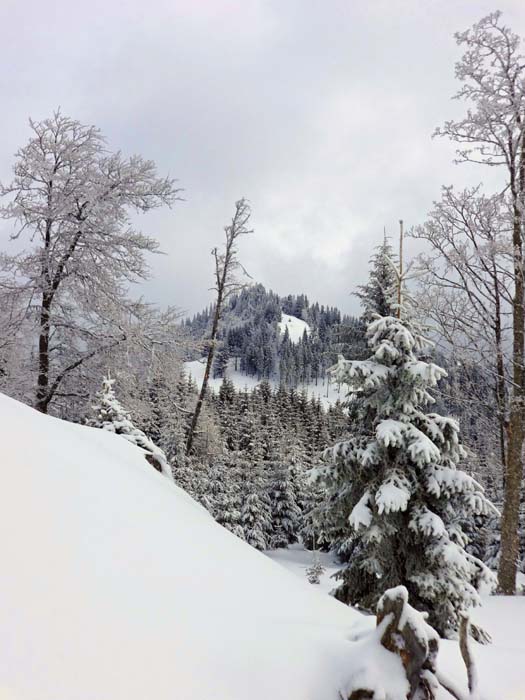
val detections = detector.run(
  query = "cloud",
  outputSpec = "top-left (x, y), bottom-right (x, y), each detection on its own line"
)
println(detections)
top-left (1, 0), bottom-right (524, 315)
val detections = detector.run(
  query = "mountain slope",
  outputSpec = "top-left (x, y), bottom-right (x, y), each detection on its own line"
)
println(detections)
top-left (0, 392), bottom-right (402, 700)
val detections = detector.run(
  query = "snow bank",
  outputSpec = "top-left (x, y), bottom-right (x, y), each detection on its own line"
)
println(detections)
top-left (0, 392), bottom-right (402, 700)
top-left (278, 313), bottom-right (311, 343)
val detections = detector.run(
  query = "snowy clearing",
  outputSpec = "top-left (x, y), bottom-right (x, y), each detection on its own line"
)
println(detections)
top-left (278, 312), bottom-right (311, 343)
top-left (267, 545), bottom-right (525, 700)
top-left (185, 357), bottom-right (345, 408)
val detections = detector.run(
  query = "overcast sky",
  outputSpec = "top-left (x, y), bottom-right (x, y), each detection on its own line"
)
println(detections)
top-left (1, 0), bottom-right (524, 316)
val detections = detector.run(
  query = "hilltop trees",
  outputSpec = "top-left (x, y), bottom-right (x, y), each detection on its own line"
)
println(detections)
top-left (184, 284), bottom-right (359, 388)
top-left (0, 112), bottom-right (180, 415)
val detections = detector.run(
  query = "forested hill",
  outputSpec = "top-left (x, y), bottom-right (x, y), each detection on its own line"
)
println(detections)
top-left (183, 283), bottom-right (506, 499)
top-left (183, 283), bottom-right (366, 385)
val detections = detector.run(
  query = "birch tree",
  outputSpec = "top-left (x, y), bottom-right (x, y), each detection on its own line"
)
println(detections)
top-left (435, 12), bottom-right (525, 594)
top-left (185, 199), bottom-right (251, 455)
top-left (0, 112), bottom-right (180, 414)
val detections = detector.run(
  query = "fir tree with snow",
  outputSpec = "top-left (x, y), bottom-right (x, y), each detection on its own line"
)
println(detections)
top-left (306, 551), bottom-right (325, 584)
top-left (89, 376), bottom-right (174, 482)
top-left (355, 236), bottom-right (398, 320)
top-left (240, 488), bottom-right (272, 550)
top-left (210, 457), bottom-right (245, 540)
top-left (268, 463), bottom-right (302, 548)
top-left (315, 309), bottom-right (497, 638)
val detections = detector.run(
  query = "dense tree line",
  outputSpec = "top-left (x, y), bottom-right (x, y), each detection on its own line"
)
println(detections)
top-left (184, 283), bottom-right (361, 386)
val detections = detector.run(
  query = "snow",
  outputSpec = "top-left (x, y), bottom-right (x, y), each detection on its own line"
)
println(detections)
top-left (406, 359), bottom-right (447, 386)
top-left (409, 506), bottom-right (446, 538)
top-left (407, 429), bottom-right (441, 464)
top-left (349, 489), bottom-right (374, 529)
top-left (185, 358), bottom-right (345, 408)
top-left (268, 546), bottom-right (525, 700)
top-left (266, 543), bottom-right (342, 596)
top-left (438, 596), bottom-right (525, 700)
top-left (376, 418), bottom-right (405, 447)
top-left (278, 312), bottom-right (311, 343)
top-left (0, 391), bottom-right (403, 700)
top-left (4, 391), bottom-right (521, 699)
top-left (375, 475), bottom-right (411, 514)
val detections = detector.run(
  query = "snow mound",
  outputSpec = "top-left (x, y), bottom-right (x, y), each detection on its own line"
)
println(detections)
top-left (0, 392), bottom-right (401, 700)
top-left (278, 313), bottom-right (311, 343)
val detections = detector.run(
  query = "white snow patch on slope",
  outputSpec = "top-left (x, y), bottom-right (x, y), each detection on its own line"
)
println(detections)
top-left (278, 313), bottom-right (311, 343)
top-left (0, 392), bottom-right (405, 700)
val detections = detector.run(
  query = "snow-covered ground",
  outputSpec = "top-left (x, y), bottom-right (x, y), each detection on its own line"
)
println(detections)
top-left (278, 312), bottom-right (311, 343)
top-left (267, 545), bottom-right (525, 700)
top-left (267, 543), bottom-right (342, 596)
top-left (2, 392), bottom-right (523, 700)
top-left (185, 359), bottom-right (345, 408)
top-left (0, 392), bottom-right (401, 700)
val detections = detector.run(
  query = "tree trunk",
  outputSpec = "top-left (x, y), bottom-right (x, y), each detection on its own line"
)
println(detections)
top-left (186, 296), bottom-right (222, 455)
top-left (498, 204), bottom-right (525, 594)
top-left (493, 268), bottom-right (507, 470)
top-left (184, 199), bottom-right (250, 455)
top-left (36, 294), bottom-right (52, 414)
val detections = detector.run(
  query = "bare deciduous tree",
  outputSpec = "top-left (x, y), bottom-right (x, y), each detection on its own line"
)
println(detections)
top-left (412, 186), bottom-right (512, 472)
top-left (435, 12), bottom-right (525, 594)
top-left (0, 111), bottom-right (181, 414)
top-left (185, 198), bottom-right (252, 455)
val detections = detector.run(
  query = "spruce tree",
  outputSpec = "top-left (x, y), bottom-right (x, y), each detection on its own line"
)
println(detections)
top-left (203, 457), bottom-right (245, 539)
top-left (268, 463), bottom-right (302, 548)
top-left (240, 491), bottom-right (272, 550)
top-left (89, 376), bottom-right (174, 482)
top-left (315, 311), bottom-right (496, 637)
top-left (355, 236), bottom-right (398, 320)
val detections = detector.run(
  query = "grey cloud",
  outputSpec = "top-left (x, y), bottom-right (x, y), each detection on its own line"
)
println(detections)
top-left (1, 0), bottom-right (524, 316)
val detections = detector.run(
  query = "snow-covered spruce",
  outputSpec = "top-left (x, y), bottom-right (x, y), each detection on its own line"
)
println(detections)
top-left (240, 491), bottom-right (272, 550)
top-left (306, 552), bottom-right (325, 584)
top-left (315, 311), bottom-right (497, 638)
top-left (205, 456), bottom-right (245, 540)
top-left (355, 235), bottom-right (398, 321)
top-left (89, 376), bottom-right (174, 482)
top-left (267, 463), bottom-right (302, 548)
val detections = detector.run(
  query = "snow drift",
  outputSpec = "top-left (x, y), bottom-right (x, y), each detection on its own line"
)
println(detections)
top-left (0, 392), bottom-right (401, 700)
